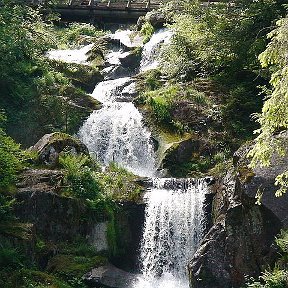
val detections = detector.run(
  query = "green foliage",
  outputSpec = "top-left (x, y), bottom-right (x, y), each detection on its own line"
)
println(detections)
top-left (0, 123), bottom-right (25, 191)
top-left (98, 162), bottom-right (142, 202)
top-left (246, 230), bottom-right (288, 288)
top-left (59, 154), bottom-right (102, 200)
top-left (140, 21), bottom-right (155, 44)
top-left (144, 85), bottom-right (179, 122)
top-left (0, 244), bottom-right (23, 270)
top-left (276, 230), bottom-right (288, 254)
top-left (55, 22), bottom-right (105, 48)
top-left (0, 194), bottom-right (15, 221)
top-left (248, 17), bottom-right (288, 196)
top-left (162, 0), bottom-right (283, 79)
top-left (0, 268), bottom-right (73, 288)
top-left (47, 254), bottom-right (107, 279)
top-left (143, 69), bottom-right (162, 91)
top-left (0, 3), bottom-right (104, 146)
top-left (160, 0), bottom-right (284, 140)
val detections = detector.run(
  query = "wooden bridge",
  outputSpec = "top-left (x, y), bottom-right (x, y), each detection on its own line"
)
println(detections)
top-left (30, 0), bottom-right (161, 23)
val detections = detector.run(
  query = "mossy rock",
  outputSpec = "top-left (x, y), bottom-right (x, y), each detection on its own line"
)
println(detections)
top-left (29, 132), bottom-right (89, 167)
top-left (50, 60), bottom-right (103, 94)
top-left (1, 269), bottom-right (71, 288)
top-left (47, 254), bottom-right (107, 278)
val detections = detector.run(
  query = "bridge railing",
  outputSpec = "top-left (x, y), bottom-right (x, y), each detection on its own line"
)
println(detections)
top-left (27, 0), bottom-right (160, 9)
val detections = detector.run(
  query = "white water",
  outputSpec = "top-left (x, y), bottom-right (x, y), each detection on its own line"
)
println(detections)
top-left (48, 28), bottom-right (206, 288)
top-left (111, 30), bottom-right (143, 48)
top-left (47, 44), bottom-right (93, 65)
top-left (133, 178), bottom-right (207, 288)
top-left (78, 102), bottom-right (156, 177)
top-left (78, 29), bottom-right (172, 176)
top-left (140, 29), bottom-right (173, 72)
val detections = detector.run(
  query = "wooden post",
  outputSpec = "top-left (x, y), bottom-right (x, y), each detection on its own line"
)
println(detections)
top-left (126, 0), bottom-right (131, 8)
top-left (146, 0), bottom-right (150, 9)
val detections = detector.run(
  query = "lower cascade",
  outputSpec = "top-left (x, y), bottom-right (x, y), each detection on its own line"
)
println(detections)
top-left (133, 178), bottom-right (207, 288)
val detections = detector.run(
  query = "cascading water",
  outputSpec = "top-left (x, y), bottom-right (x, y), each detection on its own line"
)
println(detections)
top-left (134, 178), bottom-right (207, 288)
top-left (78, 30), bottom-right (157, 177)
top-left (49, 27), bottom-right (207, 288)
top-left (140, 28), bottom-right (173, 72)
top-left (78, 101), bottom-right (156, 177)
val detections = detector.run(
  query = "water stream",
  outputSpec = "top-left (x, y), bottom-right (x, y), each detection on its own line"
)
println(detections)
top-left (49, 28), bottom-right (207, 288)
top-left (134, 178), bottom-right (206, 288)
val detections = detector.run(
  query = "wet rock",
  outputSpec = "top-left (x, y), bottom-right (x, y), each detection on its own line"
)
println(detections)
top-left (29, 132), bottom-right (89, 167)
top-left (188, 133), bottom-right (288, 288)
top-left (17, 168), bottom-right (64, 194)
top-left (14, 190), bottom-right (90, 242)
top-left (189, 175), bottom-right (281, 288)
top-left (145, 11), bottom-right (167, 29)
top-left (137, 11), bottom-right (168, 30)
top-left (161, 137), bottom-right (214, 176)
top-left (119, 50), bottom-right (141, 70)
top-left (84, 263), bottom-right (140, 288)
top-left (50, 60), bottom-right (103, 93)
top-left (111, 202), bottom-right (146, 272)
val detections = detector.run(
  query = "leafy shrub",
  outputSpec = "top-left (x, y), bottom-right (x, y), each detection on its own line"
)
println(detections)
top-left (0, 125), bottom-right (25, 191)
top-left (0, 194), bottom-right (15, 221)
top-left (140, 22), bottom-right (155, 43)
top-left (59, 154), bottom-right (102, 200)
top-left (0, 244), bottom-right (23, 270)
top-left (56, 22), bottom-right (105, 48)
top-left (246, 230), bottom-right (288, 288)
top-left (144, 84), bottom-right (179, 123)
top-left (98, 162), bottom-right (142, 202)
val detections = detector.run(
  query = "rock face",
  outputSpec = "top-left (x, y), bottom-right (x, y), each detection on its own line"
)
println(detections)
top-left (111, 202), bottom-right (146, 272)
top-left (14, 189), bottom-right (92, 242)
top-left (29, 132), bottom-right (89, 167)
top-left (188, 138), bottom-right (288, 288)
top-left (84, 263), bottom-right (140, 288)
top-left (161, 137), bottom-right (214, 176)
top-left (137, 11), bottom-right (167, 29)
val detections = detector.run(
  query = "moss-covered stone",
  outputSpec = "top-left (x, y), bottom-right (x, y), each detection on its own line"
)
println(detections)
top-left (47, 254), bottom-right (107, 278)
top-left (29, 132), bottom-right (89, 167)
top-left (50, 60), bottom-right (103, 94)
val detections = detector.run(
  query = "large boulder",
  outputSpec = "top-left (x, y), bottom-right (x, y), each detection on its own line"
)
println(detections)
top-left (188, 133), bottom-right (288, 288)
top-left (29, 132), bottom-right (89, 167)
top-left (161, 137), bottom-right (214, 177)
top-left (137, 11), bottom-right (167, 30)
top-left (50, 60), bottom-right (103, 93)
top-left (84, 263), bottom-right (140, 288)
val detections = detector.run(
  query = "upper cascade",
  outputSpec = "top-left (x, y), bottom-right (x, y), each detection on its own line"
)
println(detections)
top-left (140, 28), bottom-right (173, 72)
top-left (78, 102), bottom-right (156, 177)
top-left (78, 28), bottom-right (172, 177)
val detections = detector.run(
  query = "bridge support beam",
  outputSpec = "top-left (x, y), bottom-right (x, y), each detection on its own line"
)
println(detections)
top-left (126, 0), bottom-right (132, 8)
top-left (146, 0), bottom-right (151, 9)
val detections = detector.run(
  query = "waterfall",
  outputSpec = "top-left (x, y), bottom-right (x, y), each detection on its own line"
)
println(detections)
top-left (140, 29), bottom-right (173, 72)
top-left (78, 102), bottom-right (156, 177)
top-left (78, 29), bottom-right (172, 177)
top-left (133, 178), bottom-right (207, 288)
top-left (47, 27), bottom-right (207, 288)
top-left (47, 44), bottom-right (93, 65)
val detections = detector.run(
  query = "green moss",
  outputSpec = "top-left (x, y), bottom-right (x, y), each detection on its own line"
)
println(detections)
top-left (0, 221), bottom-right (33, 240)
top-left (140, 22), bottom-right (155, 43)
top-left (238, 166), bottom-right (256, 184)
top-left (47, 254), bottom-right (107, 278)
top-left (0, 269), bottom-right (72, 288)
